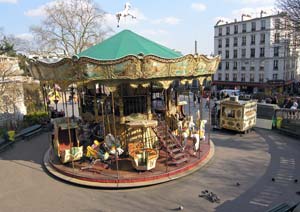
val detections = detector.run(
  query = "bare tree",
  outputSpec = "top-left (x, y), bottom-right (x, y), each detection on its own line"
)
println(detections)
top-left (0, 60), bottom-right (22, 116)
top-left (277, 0), bottom-right (300, 45)
top-left (30, 0), bottom-right (112, 56)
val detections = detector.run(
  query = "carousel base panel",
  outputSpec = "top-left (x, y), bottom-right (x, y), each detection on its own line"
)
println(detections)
top-left (43, 140), bottom-right (215, 188)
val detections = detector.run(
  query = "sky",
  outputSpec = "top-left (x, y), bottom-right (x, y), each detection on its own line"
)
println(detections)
top-left (0, 0), bottom-right (279, 55)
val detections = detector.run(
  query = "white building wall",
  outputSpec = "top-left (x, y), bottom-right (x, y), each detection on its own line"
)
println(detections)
top-left (213, 13), bottom-right (300, 90)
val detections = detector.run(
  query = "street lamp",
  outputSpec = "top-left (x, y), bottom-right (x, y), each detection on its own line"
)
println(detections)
top-left (70, 85), bottom-right (75, 118)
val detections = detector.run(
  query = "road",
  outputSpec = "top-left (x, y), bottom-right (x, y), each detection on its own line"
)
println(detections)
top-left (0, 127), bottom-right (299, 212)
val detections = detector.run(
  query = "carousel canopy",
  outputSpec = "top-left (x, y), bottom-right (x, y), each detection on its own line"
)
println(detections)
top-left (76, 30), bottom-right (182, 60)
top-left (28, 30), bottom-right (220, 87)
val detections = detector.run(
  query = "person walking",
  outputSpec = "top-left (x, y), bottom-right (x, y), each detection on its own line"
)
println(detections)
top-left (205, 96), bottom-right (210, 109)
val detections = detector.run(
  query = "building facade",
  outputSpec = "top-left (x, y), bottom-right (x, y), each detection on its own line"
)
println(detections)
top-left (213, 13), bottom-right (300, 94)
top-left (0, 56), bottom-right (27, 127)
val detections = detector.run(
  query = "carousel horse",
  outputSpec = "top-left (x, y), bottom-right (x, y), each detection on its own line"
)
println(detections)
top-left (115, 2), bottom-right (136, 27)
top-left (181, 117), bottom-right (196, 151)
top-left (86, 140), bottom-right (110, 161)
top-left (191, 120), bottom-right (207, 153)
top-left (105, 134), bottom-right (124, 155)
top-left (188, 116), bottom-right (196, 133)
top-left (180, 121), bottom-right (189, 150)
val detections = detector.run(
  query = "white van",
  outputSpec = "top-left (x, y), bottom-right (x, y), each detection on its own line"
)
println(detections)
top-left (220, 89), bottom-right (240, 97)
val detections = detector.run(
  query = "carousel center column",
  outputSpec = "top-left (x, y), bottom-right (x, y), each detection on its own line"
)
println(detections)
top-left (119, 96), bottom-right (125, 124)
top-left (147, 90), bottom-right (152, 120)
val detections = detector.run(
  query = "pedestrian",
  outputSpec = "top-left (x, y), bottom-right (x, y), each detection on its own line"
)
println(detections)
top-left (205, 96), bottom-right (210, 109)
top-left (290, 101), bottom-right (298, 110)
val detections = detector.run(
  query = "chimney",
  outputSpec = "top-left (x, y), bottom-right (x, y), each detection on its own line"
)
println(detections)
top-left (194, 40), bottom-right (198, 55)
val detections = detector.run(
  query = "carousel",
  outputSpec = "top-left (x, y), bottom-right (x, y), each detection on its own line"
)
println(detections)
top-left (29, 30), bottom-right (220, 188)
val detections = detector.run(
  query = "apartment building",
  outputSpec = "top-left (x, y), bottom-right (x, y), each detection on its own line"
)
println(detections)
top-left (213, 12), bottom-right (300, 94)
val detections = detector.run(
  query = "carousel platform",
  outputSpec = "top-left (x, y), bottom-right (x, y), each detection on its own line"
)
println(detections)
top-left (43, 140), bottom-right (214, 188)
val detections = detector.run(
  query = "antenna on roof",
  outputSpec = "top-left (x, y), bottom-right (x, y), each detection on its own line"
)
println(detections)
top-left (241, 14), bottom-right (251, 21)
top-left (260, 10), bottom-right (267, 17)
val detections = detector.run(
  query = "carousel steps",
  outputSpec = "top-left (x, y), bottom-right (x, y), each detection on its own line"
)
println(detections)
top-left (166, 143), bottom-right (177, 148)
top-left (170, 147), bottom-right (181, 153)
top-left (153, 120), bottom-right (189, 166)
top-left (168, 157), bottom-right (188, 166)
top-left (172, 152), bottom-right (185, 159)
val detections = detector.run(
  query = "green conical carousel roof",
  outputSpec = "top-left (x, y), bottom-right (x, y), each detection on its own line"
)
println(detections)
top-left (76, 30), bottom-right (182, 60)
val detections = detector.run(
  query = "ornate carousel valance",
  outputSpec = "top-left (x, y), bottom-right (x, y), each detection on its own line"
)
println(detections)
top-left (28, 30), bottom-right (220, 85)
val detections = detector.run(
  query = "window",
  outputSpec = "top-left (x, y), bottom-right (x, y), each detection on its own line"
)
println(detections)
top-left (218, 50), bottom-right (222, 55)
top-left (226, 38), bottom-right (230, 47)
top-left (218, 62), bottom-right (222, 70)
top-left (242, 36), bottom-right (246, 46)
top-left (273, 73), bottom-right (278, 80)
top-left (241, 73), bottom-right (245, 82)
top-left (259, 73), bottom-right (264, 82)
top-left (233, 61), bottom-right (238, 69)
top-left (241, 66), bottom-right (246, 71)
top-left (218, 39), bottom-right (222, 48)
top-left (218, 73), bottom-right (222, 80)
top-left (261, 20), bottom-right (266, 30)
top-left (234, 25), bottom-right (238, 34)
top-left (250, 73), bottom-right (254, 82)
top-left (274, 46), bottom-right (279, 57)
top-left (275, 18), bottom-right (280, 29)
top-left (225, 73), bottom-right (229, 81)
top-left (242, 49), bottom-right (246, 58)
top-left (274, 33), bottom-right (280, 43)
top-left (233, 37), bottom-right (238, 46)
top-left (233, 73), bottom-right (237, 81)
top-left (250, 48), bottom-right (255, 57)
top-left (226, 26), bottom-right (230, 35)
top-left (251, 66), bottom-right (255, 71)
top-left (251, 22), bottom-right (256, 31)
top-left (242, 23), bottom-right (247, 32)
top-left (273, 60), bottom-right (278, 70)
top-left (260, 33), bottom-right (265, 44)
top-left (225, 61), bottom-right (229, 70)
top-left (260, 65), bottom-right (264, 71)
top-left (225, 50), bottom-right (229, 58)
top-left (251, 34), bottom-right (255, 45)
top-left (285, 72), bottom-right (289, 80)
top-left (260, 47), bottom-right (265, 57)
top-left (218, 27), bottom-right (222, 36)
top-left (234, 49), bottom-right (238, 58)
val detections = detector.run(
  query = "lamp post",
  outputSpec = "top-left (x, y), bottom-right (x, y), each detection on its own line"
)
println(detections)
top-left (70, 85), bottom-right (75, 118)
top-left (100, 99), bottom-right (105, 136)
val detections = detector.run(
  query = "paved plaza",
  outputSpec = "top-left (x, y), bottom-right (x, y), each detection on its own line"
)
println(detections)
top-left (0, 125), bottom-right (299, 212)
